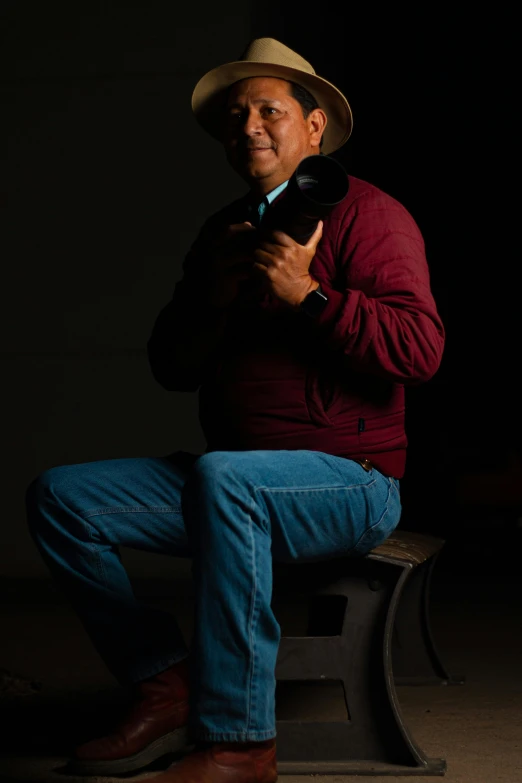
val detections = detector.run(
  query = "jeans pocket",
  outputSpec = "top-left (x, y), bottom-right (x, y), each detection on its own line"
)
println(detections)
top-left (351, 478), bottom-right (401, 556)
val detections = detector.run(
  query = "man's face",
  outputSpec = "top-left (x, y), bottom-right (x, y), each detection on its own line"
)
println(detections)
top-left (223, 77), bottom-right (326, 195)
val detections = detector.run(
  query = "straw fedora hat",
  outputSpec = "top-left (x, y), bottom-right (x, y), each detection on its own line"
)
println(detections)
top-left (191, 37), bottom-right (353, 155)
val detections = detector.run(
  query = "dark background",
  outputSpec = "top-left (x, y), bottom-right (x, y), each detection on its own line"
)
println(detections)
top-left (1, 2), bottom-right (520, 584)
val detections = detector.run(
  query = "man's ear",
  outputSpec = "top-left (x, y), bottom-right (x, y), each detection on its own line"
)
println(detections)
top-left (309, 108), bottom-right (327, 147)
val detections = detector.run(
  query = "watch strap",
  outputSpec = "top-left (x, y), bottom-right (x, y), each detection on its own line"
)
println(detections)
top-left (300, 282), bottom-right (329, 318)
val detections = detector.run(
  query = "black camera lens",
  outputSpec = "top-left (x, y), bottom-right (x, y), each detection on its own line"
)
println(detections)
top-left (262, 155), bottom-right (349, 244)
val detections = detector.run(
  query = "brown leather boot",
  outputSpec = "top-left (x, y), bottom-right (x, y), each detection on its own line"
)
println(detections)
top-left (139, 740), bottom-right (278, 782)
top-left (67, 659), bottom-right (190, 775)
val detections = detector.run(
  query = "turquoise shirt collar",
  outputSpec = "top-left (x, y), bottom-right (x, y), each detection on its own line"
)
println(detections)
top-left (249, 180), bottom-right (289, 225)
top-left (266, 180), bottom-right (289, 204)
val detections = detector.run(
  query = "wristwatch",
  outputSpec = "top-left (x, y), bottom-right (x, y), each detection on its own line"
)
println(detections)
top-left (300, 282), bottom-right (329, 318)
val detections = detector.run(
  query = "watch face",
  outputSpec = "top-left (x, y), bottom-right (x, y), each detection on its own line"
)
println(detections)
top-left (301, 286), bottom-right (328, 318)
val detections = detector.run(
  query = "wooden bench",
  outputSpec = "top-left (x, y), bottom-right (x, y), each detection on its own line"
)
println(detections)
top-left (272, 529), bottom-right (464, 776)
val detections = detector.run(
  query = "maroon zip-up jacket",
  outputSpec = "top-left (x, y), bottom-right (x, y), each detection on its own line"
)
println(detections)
top-left (147, 174), bottom-right (445, 478)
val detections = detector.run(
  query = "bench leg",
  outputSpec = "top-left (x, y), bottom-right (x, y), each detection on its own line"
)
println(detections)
top-left (392, 555), bottom-right (465, 686)
top-left (275, 559), bottom-right (446, 775)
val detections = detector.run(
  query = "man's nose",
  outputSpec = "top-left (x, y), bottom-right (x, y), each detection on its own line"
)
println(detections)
top-left (242, 110), bottom-right (263, 135)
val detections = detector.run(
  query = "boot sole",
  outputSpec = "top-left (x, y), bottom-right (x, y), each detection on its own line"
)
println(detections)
top-left (65, 725), bottom-right (191, 775)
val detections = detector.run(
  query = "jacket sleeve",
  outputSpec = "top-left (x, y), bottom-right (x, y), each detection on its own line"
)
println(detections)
top-left (147, 218), bottom-right (228, 392)
top-left (314, 189), bottom-right (445, 385)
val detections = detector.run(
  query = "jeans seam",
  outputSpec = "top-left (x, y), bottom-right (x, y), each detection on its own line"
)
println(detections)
top-left (256, 481), bottom-right (376, 497)
top-left (246, 499), bottom-right (258, 733)
top-left (195, 729), bottom-right (276, 742)
top-left (82, 517), bottom-right (109, 588)
top-left (84, 506), bottom-right (181, 518)
top-left (257, 479), bottom-right (393, 558)
top-left (352, 479), bottom-right (397, 553)
top-left (79, 507), bottom-right (180, 585)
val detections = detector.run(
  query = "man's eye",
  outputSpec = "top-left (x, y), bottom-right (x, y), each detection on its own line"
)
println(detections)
top-left (263, 107), bottom-right (277, 115)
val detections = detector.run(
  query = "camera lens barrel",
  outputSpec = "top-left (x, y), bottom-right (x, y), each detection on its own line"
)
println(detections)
top-left (263, 155), bottom-right (349, 244)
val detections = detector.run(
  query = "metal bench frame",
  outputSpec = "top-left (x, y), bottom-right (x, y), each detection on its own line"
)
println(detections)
top-left (273, 530), bottom-right (464, 776)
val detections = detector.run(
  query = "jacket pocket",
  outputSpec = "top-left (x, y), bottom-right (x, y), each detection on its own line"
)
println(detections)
top-left (305, 369), bottom-right (344, 426)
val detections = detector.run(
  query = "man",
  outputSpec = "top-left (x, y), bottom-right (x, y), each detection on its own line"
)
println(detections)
top-left (26, 37), bottom-right (445, 782)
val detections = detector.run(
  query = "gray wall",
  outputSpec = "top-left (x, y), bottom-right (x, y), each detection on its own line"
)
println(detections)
top-left (2, 4), bottom-right (259, 578)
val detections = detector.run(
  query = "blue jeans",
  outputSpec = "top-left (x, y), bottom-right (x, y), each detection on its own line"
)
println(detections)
top-left (26, 449), bottom-right (401, 742)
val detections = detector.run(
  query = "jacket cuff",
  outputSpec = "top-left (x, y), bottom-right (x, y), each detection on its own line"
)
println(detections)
top-left (315, 282), bottom-right (345, 328)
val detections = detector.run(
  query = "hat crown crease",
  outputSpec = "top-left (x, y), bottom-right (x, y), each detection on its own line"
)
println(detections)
top-left (241, 38), bottom-right (316, 75)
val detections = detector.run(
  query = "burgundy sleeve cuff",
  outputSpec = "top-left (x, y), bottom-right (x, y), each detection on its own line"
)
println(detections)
top-left (315, 282), bottom-right (345, 328)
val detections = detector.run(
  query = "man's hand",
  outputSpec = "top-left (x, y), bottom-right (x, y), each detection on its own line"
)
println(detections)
top-left (207, 222), bottom-right (257, 309)
top-left (252, 221), bottom-right (324, 308)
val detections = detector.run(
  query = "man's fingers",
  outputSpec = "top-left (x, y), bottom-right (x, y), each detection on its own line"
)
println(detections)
top-left (213, 222), bottom-right (256, 249)
top-left (260, 229), bottom-right (293, 247)
top-left (255, 242), bottom-right (279, 260)
top-left (257, 219), bottom-right (324, 262)
top-left (225, 221), bottom-right (256, 238)
top-left (261, 220), bottom-right (324, 250)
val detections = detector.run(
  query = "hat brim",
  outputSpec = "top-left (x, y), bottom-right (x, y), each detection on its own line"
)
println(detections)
top-left (191, 61), bottom-right (353, 156)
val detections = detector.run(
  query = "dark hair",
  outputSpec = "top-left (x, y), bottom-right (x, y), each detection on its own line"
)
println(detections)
top-left (289, 81), bottom-right (319, 117)
top-left (289, 81), bottom-right (324, 148)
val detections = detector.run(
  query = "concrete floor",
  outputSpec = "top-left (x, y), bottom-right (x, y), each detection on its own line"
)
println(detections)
top-left (1, 530), bottom-right (521, 783)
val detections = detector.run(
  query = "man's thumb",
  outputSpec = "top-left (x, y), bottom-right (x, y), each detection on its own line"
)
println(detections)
top-left (306, 220), bottom-right (324, 251)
